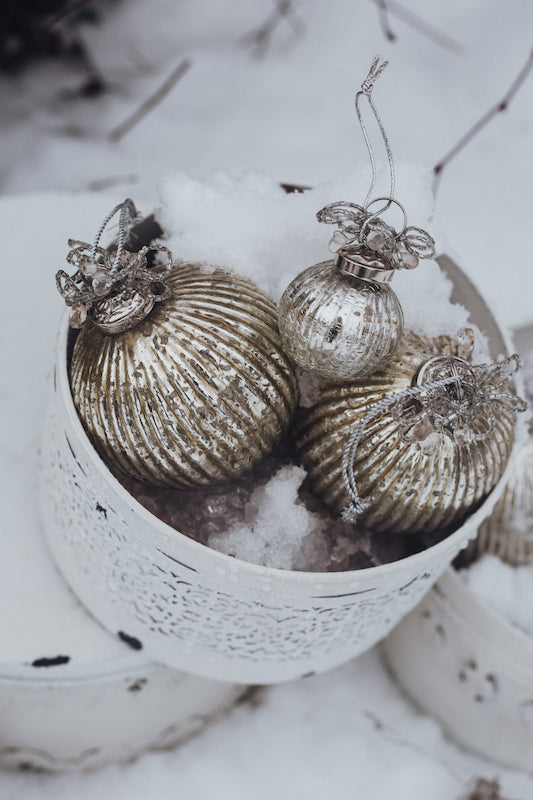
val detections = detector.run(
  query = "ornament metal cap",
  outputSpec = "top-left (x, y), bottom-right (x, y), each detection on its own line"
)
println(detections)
top-left (336, 248), bottom-right (396, 283)
top-left (56, 199), bottom-right (173, 336)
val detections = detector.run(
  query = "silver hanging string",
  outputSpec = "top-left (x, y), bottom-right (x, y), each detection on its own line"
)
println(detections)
top-left (341, 376), bottom-right (458, 522)
top-left (91, 198), bottom-right (137, 275)
top-left (355, 56), bottom-right (395, 214)
top-left (317, 57), bottom-right (436, 269)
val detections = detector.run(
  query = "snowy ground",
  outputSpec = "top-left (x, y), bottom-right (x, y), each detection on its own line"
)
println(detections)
top-left (2, 0), bottom-right (533, 797)
top-left (3, 650), bottom-right (533, 800)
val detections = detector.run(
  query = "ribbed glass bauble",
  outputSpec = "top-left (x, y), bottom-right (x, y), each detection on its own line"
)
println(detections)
top-left (294, 332), bottom-right (517, 535)
top-left (70, 263), bottom-right (298, 489)
top-left (278, 258), bottom-right (403, 380)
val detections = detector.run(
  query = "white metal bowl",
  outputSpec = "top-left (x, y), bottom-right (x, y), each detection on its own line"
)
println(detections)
top-left (38, 255), bottom-right (528, 684)
top-left (383, 566), bottom-right (533, 771)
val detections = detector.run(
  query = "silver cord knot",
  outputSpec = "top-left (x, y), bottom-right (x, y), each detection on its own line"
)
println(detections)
top-left (360, 56), bottom-right (389, 96)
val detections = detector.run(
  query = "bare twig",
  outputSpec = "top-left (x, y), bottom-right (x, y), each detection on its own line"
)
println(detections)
top-left (109, 58), bottom-right (192, 143)
top-left (86, 174), bottom-right (138, 192)
top-left (459, 778), bottom-right (507, 800)
top-left (242, 0), bottom-right (304, 57)
top-left (45, 0), bottom-right (95, 30)
top-left (369, 0), bottom-right (464, 54)
top-left (387, 1), bottom-right (464, 55)
top-left (432, 48), bottom-right (533, 196)
top-left (371, 0), bottom-right (396, 42)
top-left (280, 181), bottom-right (312, 194)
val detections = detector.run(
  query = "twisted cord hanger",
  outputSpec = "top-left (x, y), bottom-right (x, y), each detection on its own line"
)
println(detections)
top-left (355, 56), bottom-right (395, 212)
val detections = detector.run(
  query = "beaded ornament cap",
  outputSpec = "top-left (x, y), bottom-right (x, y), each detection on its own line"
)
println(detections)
top-left (317, 57), bottom-right (435, 276)
top-left (342, 329), bottom-right (528, 522)
top-left (56, 199), bottom-right (172, 333)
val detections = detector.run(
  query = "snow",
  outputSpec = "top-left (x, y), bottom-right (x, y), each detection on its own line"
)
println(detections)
top-left (2, 0), bottom-right (533, 795)
top-left (206, 465), bottom-right (328, 569)
top-left (0, 192), bottom-right (136, 669)
top-left (160, 169), bottom-right (486, 356)
top-left (1, 649), bottom-right (532, 800)
top-left (460, 554), bottom-right (533, 638)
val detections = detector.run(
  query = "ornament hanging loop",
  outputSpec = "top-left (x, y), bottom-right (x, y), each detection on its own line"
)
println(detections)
top-left (91, 198), bottom-right (138, 276)
top-left (318, 58), bottom-right (435, 273)
top-left (360, 196), bottom-right (408, 244)
top-left (355, 56), bottom-right (395, 210)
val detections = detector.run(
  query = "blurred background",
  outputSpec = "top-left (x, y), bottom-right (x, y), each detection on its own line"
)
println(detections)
top-left (1, 0), bottom-right (532, 323)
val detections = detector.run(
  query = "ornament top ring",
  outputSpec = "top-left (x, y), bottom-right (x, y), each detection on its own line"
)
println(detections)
top-left (278, 59), bottom-right (436, 380)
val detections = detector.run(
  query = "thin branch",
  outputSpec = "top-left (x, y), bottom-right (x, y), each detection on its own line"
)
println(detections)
top-left (369, 0), bottom-right (464, 55)
top-left (387, 1), bottom-right (464, 55)
top-left (109, 58), bottom-right (192, 142)
top-left (242, 0), bottom-right (304, 57)
top-left (45, 0), bottom-right (95, 30)
top-left (372, 0), bottom-right (397, 42)
top-left (433, 48), bottom-right (533, 196)
top-left (86, 174), bottom-right (138, 192)
top-left (280, 181), bottom-right (312, 194)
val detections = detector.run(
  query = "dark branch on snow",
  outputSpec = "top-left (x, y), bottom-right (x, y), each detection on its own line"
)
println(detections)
top-left (109, 58), bottom-right (192, 142)
top-left (433, 48), bottom-right (533, 196)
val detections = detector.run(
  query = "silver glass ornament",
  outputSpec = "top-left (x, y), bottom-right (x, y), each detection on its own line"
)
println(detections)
top-left (278, 255), bottom-right (404, 380)
top-left (70, 263), bottom-right (298, 489)
top-left (278, 56), bottom-right (437, 381)
top-left (294, 332), bottom-right (521, 535)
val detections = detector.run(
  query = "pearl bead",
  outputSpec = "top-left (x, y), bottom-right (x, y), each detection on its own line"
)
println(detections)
top-left (92, 270), bottom-right (113, 297)
top-left (366, 230), bottom-right (386, 251)
top-left (69, 303), bottom-right (87, 329)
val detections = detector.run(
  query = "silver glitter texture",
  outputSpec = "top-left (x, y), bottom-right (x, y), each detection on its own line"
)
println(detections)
top-left (278, 259), bottom-right (404, 380)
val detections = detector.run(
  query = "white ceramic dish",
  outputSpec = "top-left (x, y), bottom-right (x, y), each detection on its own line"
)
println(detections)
top-left (1, 664), bottom-right (244, 772)
top-left (383, 321), bottom-right (533, 771)
top-left (38, 255), bottom-right (528, 684)
top-left (383, 566), bottom-right (533, 771)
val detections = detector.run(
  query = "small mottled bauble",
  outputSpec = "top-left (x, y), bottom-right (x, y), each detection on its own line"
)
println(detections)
top-left (70, 263), bottom-right (298, 489)
top-left (294, 332), bottom-right (516, 535)
top-left (465, 437), bottom-right (533, 566)
top-left (278, 258), bottom-right (403, 380)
